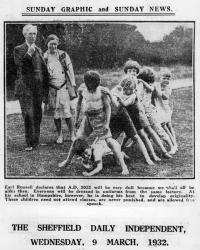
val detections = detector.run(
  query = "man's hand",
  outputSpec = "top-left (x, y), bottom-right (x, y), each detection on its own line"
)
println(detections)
top-left (27, 45), bottom-right (35, 56)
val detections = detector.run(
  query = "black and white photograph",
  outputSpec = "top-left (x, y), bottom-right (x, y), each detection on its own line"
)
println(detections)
top-left (5, 21), bottom-right (194, 178)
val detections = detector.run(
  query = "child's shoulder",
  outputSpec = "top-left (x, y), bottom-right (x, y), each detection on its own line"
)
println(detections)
top-left (111, 85), bottom-right (123, 96)
top-left (99, 86), bottom-right (112, 101)
top-left (78, 83), bottom-right (86, 94)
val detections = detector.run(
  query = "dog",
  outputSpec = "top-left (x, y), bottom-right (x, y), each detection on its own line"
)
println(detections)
top-left (58, 137), bottom-right (130, 176)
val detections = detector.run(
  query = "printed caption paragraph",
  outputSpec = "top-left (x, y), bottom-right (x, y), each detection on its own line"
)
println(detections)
top-left (5, 184), bottom-right (195, 205)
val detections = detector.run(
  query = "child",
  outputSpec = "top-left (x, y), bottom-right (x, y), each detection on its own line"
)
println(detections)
top-left (109, 85), bottom-right (155, 166)
top-left (118, 60), bottom-right (172, 159)
top-left (138, 67), bottom-right (176, 154)
top-left (58, 70), bottom-right (129, 176)
top-left (153, 70), bottom-right (178, 151)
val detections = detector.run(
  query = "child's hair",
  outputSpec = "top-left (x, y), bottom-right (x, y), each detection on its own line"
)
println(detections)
top-left (161, 69), bottom-right (172, 80)
top-left (120, 76), bottom-right (136, 96)
top-left (138, 67), bottom-right (155, 84)
top-left (84, 70), bottom-right (101, 91)
top-left (120, 76), bottom-right (134, 89)
top-left (124, 59), bottom-right (141, 74)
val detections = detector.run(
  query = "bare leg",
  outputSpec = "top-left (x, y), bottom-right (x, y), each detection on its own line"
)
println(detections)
top-left (162, 123), bottom-right (176, 154)
top-left (54, 118), bottom-right (63, 143)
top-left (150, 122), bottom-right (175, 153)
top-left (58, 140), bottom-right (76, 168)
top-left (145, 126), bottom-right (166, 159)
top-left (106, 138), bottom-right (129, 175)
top-left (167, 122), bottom-right (178, 150)
top-left (134, 134), bottom-right (155, 165)
top-left (65, 117), bottom-right (75, 141)
top-left (138, 129), bottom-right (160, 161)
top-left (121, 135), bottom-right (130, 150)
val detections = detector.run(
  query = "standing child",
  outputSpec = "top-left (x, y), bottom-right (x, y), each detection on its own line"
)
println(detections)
top-left (138, 67), bottom-right (176, 154)
top-left (153, 70), bottom-right (178, 151)
top-left (58, 71), bottom-right (129, 176)
top-left (119, 60), bottom-right (172, 159)
top-left (109, 84), bottom-right (155, 166)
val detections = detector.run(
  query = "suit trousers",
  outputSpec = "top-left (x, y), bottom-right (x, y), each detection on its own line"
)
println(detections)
top-left (19, 78), bottom-right (43, 147)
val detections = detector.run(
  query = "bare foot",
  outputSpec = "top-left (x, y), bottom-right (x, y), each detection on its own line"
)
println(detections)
top-left (58, 161), bottom-right (67, 168)
top-left (168, 147), bottom-right (176, 155)
top-left (82, 171), bottom-right (92, 177)
top-left (147, 159), bottom-right (155, 166)
top-left (153, 156), bottom-right (161, 162)
top-left (121, 170), bottom-right (129, 175)
top-left (174, 145), bottom-right (178, 152)
top-left (56, 136), bottom-right (63, 144)
top-left (164, 152), bottom-right (173, 158)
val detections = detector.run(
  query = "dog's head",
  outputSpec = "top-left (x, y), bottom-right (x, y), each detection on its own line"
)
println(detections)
top-left (81, 147), bottom-right (94, 170)
top-left (72, 138), bottom-right (89, 156)
top-left (73, 138), bottom-right (94, 170)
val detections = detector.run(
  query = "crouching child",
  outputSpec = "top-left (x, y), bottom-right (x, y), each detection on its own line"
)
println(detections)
top-left (58, 70), bottom-right (129, 176)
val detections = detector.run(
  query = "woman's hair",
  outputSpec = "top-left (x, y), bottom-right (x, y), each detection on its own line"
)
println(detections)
top-left (138, 67), bottom-right (155, 84)
top-left (124, 59), bottom-right (141, 74)
top-left (45, 34), bottom-right (59, 47)
top-left (84, 70), bottom-right (101, 91)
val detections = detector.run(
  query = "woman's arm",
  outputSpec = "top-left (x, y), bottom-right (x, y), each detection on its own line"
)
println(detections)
top-left (49, 83), bottom-right (61, 90)
top-left (65, 53), bottom-right (76, 87)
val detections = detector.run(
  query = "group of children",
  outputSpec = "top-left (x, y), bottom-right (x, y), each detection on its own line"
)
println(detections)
top-left (58, 59), bottom-right (178, 176)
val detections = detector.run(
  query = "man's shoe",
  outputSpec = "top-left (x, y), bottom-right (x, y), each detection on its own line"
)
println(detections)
top-left (25, 147), bottom-right (33, 151)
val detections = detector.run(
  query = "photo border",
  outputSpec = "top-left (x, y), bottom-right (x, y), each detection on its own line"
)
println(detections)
top-left (4, 20), bottom-right (195, 180)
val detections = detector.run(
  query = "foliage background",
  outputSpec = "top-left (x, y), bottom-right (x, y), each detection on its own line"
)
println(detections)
top-left (6, 23), bottom-right (193, 92)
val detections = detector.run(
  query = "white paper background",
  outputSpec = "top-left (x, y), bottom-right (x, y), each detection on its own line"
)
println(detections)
top-left (0, 0), bottom-right (199, 249)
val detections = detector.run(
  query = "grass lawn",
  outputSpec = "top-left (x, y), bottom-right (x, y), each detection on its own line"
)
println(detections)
top-left (6, 86), bottom-right (194, 178)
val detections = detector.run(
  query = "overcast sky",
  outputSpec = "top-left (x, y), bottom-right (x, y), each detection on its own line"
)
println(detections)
top-left (131, 23), bottom-right (194, 42)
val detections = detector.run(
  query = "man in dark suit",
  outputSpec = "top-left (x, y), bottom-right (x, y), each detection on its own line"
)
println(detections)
top-left (14, 24), bottom-right (49, 151)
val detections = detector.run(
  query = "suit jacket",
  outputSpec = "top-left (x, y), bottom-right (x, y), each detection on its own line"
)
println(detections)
top-left (13, 42), bottom-right (49, 101)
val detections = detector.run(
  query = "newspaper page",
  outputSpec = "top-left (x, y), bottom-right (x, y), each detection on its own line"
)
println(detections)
top-left (0, 0), bottom-right (199, 249)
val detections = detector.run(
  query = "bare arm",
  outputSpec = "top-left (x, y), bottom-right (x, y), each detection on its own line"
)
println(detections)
top-left (48, 83), bottom-right (62, 90)
top-left (75, 89), bottom-right (83, 126)
top-left (155, 84), bottom-right (169, 100)
top-left (65, 53), bottom-right (76, 86)
top-left (118, 93), bottom-right (136, 106)
top-left (102, 93), bottom-right (111, 128)
top-left (140, 79), bottom-right (154, 92)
